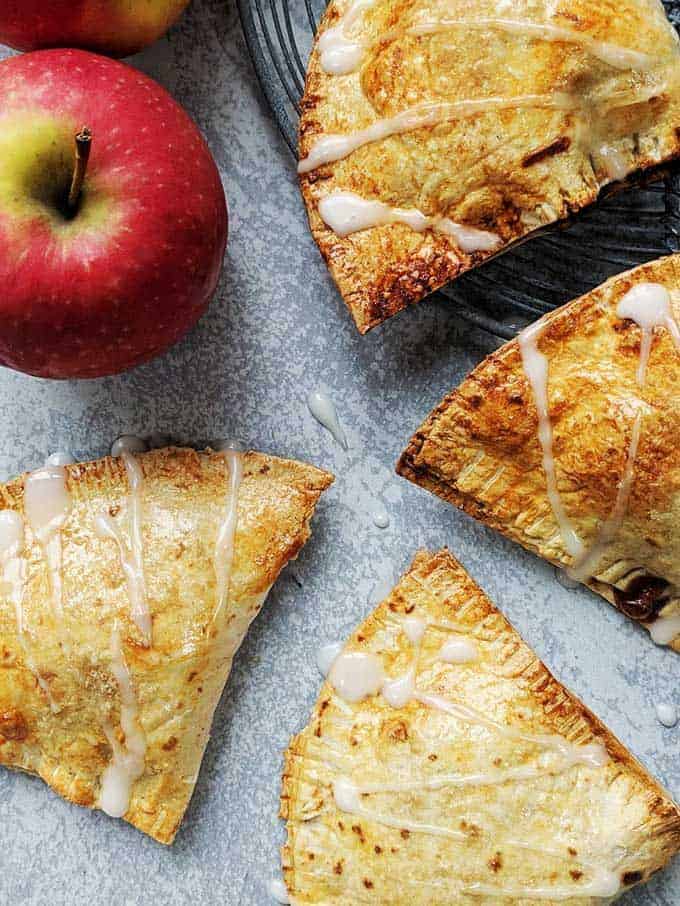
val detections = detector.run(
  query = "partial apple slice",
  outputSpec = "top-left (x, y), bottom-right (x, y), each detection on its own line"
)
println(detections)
top-left (281, 549), bottom-right (680, 903)
top-left (398, 255), bottom-right (680, 651)
top-left (0, 446), bottom-right (332, 844)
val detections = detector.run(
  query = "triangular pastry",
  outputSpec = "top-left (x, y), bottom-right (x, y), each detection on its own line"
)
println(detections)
top-left (0, 446), bottom-right (332, 843)
top-left (281, 549), bottom-right (680, 903)
top-left (299, 0), bottom-right (680, 332)
top-left (398, 255), bottom-right (680, 651)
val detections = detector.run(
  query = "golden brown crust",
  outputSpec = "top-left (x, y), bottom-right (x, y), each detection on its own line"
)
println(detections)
top-left (281, 549), bottom-right (680, 903)
top-left (397, 255), bottom-right (680, 651)
top-left (0, 447), bottom-right (333, 843)
top-left (300, 0), bottom-right (680, 332)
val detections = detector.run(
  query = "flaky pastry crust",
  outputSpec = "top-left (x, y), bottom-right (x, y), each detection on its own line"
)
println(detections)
top-left (300, 0), bottom-right (680, 331)
top-left (398, 255), bottom-right (680, 650)
top-left (281, 550), bottom-right (680, 903)
top-left (0, 447), bottom-right (332, 843)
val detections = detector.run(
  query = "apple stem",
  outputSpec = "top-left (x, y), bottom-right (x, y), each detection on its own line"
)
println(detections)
top-left (67, 127), bottom-right (92, 215)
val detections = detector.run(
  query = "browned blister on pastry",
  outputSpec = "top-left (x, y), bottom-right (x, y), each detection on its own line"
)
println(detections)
top-left (398, 254), bottom-right (680, 650)
top-left (0, 447), bottom-right (332, 843)
top-left (300, 0), bottom-right (680, 331)
top-left (281, 550), bottom-right (680, 903)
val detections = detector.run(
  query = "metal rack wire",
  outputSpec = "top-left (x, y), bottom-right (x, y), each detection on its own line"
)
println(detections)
top-left (238, 0), bottom-right (680, 337)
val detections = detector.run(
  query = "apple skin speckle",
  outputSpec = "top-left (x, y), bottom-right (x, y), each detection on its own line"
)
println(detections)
top-left (0, 49), bottom-right (228, 379)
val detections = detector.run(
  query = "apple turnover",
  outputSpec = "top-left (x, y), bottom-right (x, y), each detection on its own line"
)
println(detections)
top-left (300, 0), bottom-right (680, 332)
top-left (281, 549), bottom-right (680, 903)
top-left (0, 446), bottom-right (332, 843)
top-left (398, 255), bottom-right (680, 650)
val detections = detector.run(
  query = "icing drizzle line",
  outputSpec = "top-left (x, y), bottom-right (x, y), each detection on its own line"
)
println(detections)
top-left (213, 446), bottom-right (244, 623)
top-left (23, 465), bottom-right (72, 636)
top-left (318, 5), bottom-right (655, 76)
top-left (299, 93), bottom-right (575, 173)
top-left (96, 451), bottom-right (152, 645)
top-left (518, 282), bottom-right (680, 646)
top-left (318, 191), bottom-right (501, 251)
top-left (0, 510), bottom-right (57, 710)
top-left (518, 320), bottom-right (584, 560)
top-left (99, 628), bottom-right (147, 819)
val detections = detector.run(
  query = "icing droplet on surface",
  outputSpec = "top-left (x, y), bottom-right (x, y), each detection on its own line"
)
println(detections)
top-left (267, 878), bottom-right (290, 904)
top-left (382, 668), bottom-right (416, 708)
top-left (370, 503), bottom-right (390, 529)
top-left (655, 703), bottom-right (678, 728)
top-left (438, 637), bottom-right (479, 664)
top-left (555, 566), bottom-right (580, 590)
top-left (307, 389), bottom-right (348, 449)
top-left (214, 438), bottom-right (247, 453)
top-left (317, 641), bottom-right (344, 677)
top-left (110, 435), bottom-right (148, 457)
top-left (328, 651), bottom-right (383, 702)
top-left (402, 616), bottom-right (426, 645)
top-left (45, 451), bottom-right (76, 467)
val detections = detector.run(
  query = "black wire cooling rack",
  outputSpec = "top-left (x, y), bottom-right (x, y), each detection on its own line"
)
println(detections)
top-left (237, 0), bottom-right (680, 337)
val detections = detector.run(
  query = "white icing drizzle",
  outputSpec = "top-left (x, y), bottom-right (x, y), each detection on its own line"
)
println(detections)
top-left (267, 878), bottom-right (291, 904)
top-left (111, 435), bottom-right (148, 457)
top-left (327, 617), bottom-right (607, 766)
top-left (463, 872), bottom-right (620, 900)
top-left (655, 702), bottom-right (678, 728)
top-left (649, 613), bottom-right (680, 646)
top-left (327, 651), bottom-right (384, 701)
top-left (97, 449), bottom-right (152, 644)
top-left (299, 93), bottom-right (574, 173)
top-left (617, 282), bottom-right (680, 386)
top-left (99, 629), bottom-right (147, 819)
top-left (401, 18), bottom-right (653, 72)
top-left (317, 641), bottom-right (344, 677)
top-left (568, 411), bottom-right (643, 582)
top-left (598, 145), bottom-right (629, 182)
top-left (307, 389), bottom-right (348, 449)
top-left (555, 566), bottom-right (580, 590)
top-left (327, 612), bottom-right (616, 899)
top-left (24, 464), bottom-right (72, 627)
top-left (45, 451), bottom-right (76, 467)
top-left (333, 776), bottom-right (467, 841)
top-left (318, 191), bottom-right (501, 252)
top-left (318, 12), bottom-right (654, 76)
top-left (519, 320), bottom-right (584, 560)
top-left (0, 511), bottom-right (57, 710)
top-left (318, 0), bottom-right (375, 74)
top-left (438, 636), bottom-right (479, 664)
top-left (213, 445), bottom-right (244, 622)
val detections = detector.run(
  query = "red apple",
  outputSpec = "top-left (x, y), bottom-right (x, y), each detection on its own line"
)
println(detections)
top-left (0, 1), bottom-right (191, 58)
top-left (0, 49), bottom-right (227, 379)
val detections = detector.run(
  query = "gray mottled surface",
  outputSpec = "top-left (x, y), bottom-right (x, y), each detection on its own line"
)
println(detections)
top-left (0, 2), bottom-right (678, 903)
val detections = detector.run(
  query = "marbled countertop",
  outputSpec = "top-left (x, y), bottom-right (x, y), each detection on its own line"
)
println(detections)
top-left (0, 2), bottom-right (677, 903)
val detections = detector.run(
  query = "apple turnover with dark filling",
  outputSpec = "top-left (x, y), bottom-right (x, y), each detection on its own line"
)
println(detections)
top-left (398, 254), bottom-right (680, 650)
top-left (0, 446), bottom-right (332, 842)
top-left (300, 0), bottom-right (680, 331)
